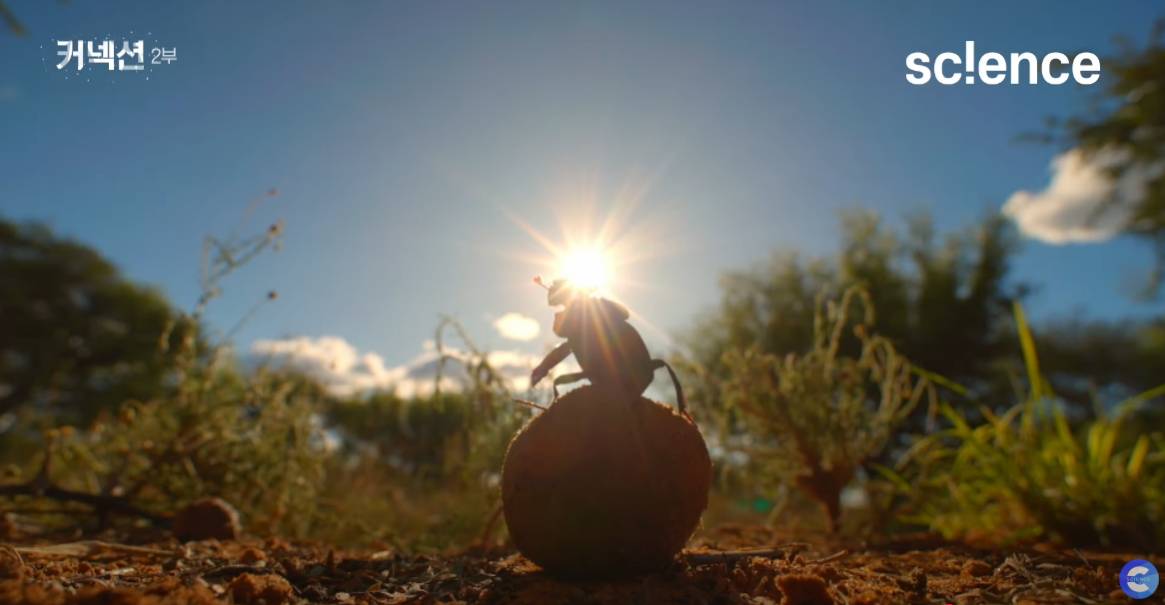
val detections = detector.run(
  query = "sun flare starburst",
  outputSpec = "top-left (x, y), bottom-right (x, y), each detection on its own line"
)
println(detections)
top-left (500, 182), bottom-right (684, 345)
top-left (558, 247), bottom-right (612, 292)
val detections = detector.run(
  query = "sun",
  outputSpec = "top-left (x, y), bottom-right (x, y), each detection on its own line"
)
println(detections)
top-left (558, 247), bottom-right (612, 292)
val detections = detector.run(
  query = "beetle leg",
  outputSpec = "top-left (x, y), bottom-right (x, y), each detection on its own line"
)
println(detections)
top-left (651, 359), bottom-right (688, 417)
top-left (551, 371), bottom-right (588, 401)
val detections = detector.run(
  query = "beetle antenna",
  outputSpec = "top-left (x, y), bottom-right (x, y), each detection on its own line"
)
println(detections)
top-left (533, 276), bottom-right (550, 290)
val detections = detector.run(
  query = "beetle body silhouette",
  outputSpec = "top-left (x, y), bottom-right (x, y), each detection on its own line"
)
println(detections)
top-left (529, 277), bottom-right (686, 414)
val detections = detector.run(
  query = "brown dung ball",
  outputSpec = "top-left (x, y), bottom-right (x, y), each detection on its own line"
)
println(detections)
top-left (501, 385), bottom-right (711, 578)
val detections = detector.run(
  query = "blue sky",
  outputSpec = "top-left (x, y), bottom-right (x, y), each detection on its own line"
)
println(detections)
top-left (1, 1), bottom-right (1161, 386)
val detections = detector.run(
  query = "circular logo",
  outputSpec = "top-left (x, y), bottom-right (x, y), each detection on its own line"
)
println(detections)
top-left (1120, 559), bottom-right (1159, 600)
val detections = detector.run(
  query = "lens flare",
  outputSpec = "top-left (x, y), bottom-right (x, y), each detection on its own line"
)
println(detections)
top-left (500, 184), bottom-right (683, 345)
top-left (559, 247), bottom-right (612, 291)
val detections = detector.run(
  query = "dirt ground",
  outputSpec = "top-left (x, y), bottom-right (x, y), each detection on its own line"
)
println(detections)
top-left (0, 526), bottom-right (1153, 604)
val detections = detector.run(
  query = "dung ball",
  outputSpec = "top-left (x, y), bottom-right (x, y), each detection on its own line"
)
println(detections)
top-left (501, 385), bottom-right (711, 578)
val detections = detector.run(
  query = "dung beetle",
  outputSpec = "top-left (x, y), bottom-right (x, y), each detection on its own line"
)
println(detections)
top-left (528, 276), bottom-right (686, 414)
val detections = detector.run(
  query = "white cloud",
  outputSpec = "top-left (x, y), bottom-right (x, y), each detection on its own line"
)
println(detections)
top-left (493, 312), bottom-right (541, 341)
top-left (1003, 148), bottom-right (1162, 244)
top-left (249, 335), bottom-right (555, 398)
top-left (249, 336), bottom-right (402, 396)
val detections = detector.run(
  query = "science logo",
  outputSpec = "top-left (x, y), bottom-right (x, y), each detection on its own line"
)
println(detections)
top-left (1120, 559), bottom-right (1159, 600)
top-left (906, 41), bottom-right (1100, 86)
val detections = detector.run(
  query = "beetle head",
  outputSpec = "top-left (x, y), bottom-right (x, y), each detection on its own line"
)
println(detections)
top-left (533, 276), bottom-right (588, 307)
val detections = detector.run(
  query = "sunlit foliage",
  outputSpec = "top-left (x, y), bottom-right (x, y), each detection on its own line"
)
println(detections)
top-left (884, 304), bottom-right (1165, 548)
top-left (717, 288), bottom-right (933, 531)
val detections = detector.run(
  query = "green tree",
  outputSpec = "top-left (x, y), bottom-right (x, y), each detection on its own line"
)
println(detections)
top-left (328, 391), bottom-right (476, 476)
top-left (0, 219), bottom-right (190, 422)
top-left (681, 211), bottom-right (1021, 412)
top-left (1031, 317), bottom-right (1165, 406)
top-left (1050, 22), bottom-right (1165, 294)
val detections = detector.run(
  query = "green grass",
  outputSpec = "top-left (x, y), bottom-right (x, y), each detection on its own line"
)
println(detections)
top-left (884, 302), bottom-right (1165, 548)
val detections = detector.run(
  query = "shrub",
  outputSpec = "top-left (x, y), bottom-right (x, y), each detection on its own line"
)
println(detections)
top-left (885, 303), bottom-right (1165, 548)
top-left (0, 213), bottom-right (333, 536)
top-left (718, 287), bottom-right (933, 531)
top-left (0, 208), bottom-right (540, 548)
top-left (46, 366), bottom-right (328, 536)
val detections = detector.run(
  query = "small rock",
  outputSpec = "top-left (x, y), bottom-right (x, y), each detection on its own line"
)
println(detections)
top-left (239, 547), bottom-right (267, 565)
top-left (172, 497), bottom-right (241, 542)
top-left (227, 572), bottom-right (294, 605)
top-left (961, 559), bottom-right (993, 578)
top-left (776, 574), bottom-right (834, 605)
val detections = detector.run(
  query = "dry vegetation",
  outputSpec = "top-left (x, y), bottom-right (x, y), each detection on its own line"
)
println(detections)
top-left (2, 218), bottom-right (1162, 603)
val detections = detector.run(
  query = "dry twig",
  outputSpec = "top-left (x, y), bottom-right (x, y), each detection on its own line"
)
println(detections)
top-left (12, 541), bottom-right (172, 558)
